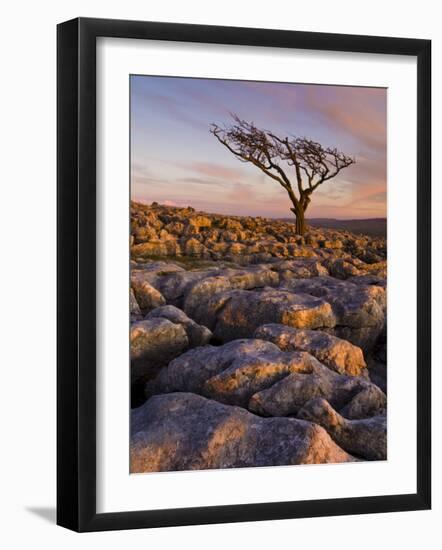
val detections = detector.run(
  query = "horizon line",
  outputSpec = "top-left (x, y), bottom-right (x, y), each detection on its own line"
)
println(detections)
top-left (131, 199), bottom-right (386, 222)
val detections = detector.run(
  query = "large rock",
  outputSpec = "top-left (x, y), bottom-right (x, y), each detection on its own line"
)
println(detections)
top-left (254, 324), bottom-right (367, 376)
top-left (318, 238), bottom-right (344, 249)
top-left (183, 267), bottom-right (279, 319)
top-left (143, 265), bottom-right (279, 309)
top-left (339, 385), bottom-right (387, 419)
top-left (130, 393), bottom-right (355, 472)
top-left (130, 318), bottom-right (188, 381)
top-left (149, 339), bottom-right (294, 400)
top-left (153, 270), bottom-right (212, 306)
top-left (324, 257), bottom-right (366, 279)
top-left (368, 362), bottom-right (387, 393)
top-left (182, 237), bottom-right (210, 257)
top-left (149, 338), bottom-right (385, 419)
top-left (130, 288), bottom-right (142, 322)
top-left (280, 277), bottom-right (386, 328)
top-left (298, 397), bottom-right (387, 460)
top-left (187, 215), bottom-right (212, 230)
top-left (131, 262), bottom-right (186, 305)
top-left (347, 274), bottom-right (387, 288)
top-left (144, 305), bottom-right (212, 348)
top-left (202, 348), bottom-right (320, 408)
top-left (189, 288), bottom-right (336, 342)
top-left (131, 261), bottom-right (185, 277)
top-left (248, 360), bottom-right (386, 418)
top-left (131, 240), bottom-right (181, 258)
top-left (271, 258), bottom-right (329, 280)
top-left (133, 226), bottom-right (158, 243)
top-left (280, 277), bottom-right (386, 352)
top-left (131, 277), bottom-right (166, 312)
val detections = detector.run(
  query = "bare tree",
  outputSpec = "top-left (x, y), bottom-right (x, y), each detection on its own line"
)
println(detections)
top-left (210, 115), bottom-right (355, 235)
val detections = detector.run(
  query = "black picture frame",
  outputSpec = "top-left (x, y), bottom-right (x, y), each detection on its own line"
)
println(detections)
top-left (57, 17), bottom-right (431, 532)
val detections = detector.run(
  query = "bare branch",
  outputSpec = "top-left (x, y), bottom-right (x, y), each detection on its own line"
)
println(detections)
top-left (210, 115), bottom-right (355, 233)
top-left (210, 117), bottom-right (298, 204)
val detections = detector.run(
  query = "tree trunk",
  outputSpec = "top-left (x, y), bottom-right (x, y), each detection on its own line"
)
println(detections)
top-left (294, 208), bottom-right (306, 235)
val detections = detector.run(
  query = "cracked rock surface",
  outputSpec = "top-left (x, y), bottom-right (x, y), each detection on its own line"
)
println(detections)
top-left (129, 202), bottom-right (387, 470)
top-left (131, 393), bottom-right (356, 472)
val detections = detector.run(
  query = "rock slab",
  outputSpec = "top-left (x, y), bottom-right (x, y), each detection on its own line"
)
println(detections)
top-left (131, 393), bottom-right (355, 472)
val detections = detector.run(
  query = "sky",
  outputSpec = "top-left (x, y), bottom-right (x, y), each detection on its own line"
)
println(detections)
top-left (131, 75), bottom-right (386, 219)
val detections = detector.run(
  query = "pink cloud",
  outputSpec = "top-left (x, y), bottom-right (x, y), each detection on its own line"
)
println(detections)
top-left (305, 86), bottom-right (386, 152)
top-left (227, 183), bottom-right (255, 202)
top-left (177, 161), bottom-right (245, 181)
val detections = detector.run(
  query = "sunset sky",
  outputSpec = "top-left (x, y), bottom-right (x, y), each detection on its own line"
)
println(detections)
top-left (131, 76), bottom-right (386, 219)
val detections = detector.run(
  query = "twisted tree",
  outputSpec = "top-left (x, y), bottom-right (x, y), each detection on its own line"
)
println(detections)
top-left (210, 115), bottom-right (355, 235)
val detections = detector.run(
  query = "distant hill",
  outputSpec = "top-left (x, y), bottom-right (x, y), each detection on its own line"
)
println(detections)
top-left (281, 217), bottom-right (387, 237)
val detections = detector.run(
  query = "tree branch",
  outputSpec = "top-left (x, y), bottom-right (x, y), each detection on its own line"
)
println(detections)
top-left (210, 115), bottom-right (355, 218)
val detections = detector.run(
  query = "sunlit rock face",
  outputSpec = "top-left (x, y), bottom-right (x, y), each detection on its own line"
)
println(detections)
top-left (144, 305), bottom-right (212, 348)
top-left (298, 397), bottom-right (387, 460)
top-left (130, 393), bottom-right (356, 473)
top-left (130, 318), bottom-right (188, 382)
top-left (149, 339), bottom-right (322, 406)
top-left (187, 287), bottom-right (336, 342)
top-left (253, 324), bottom-right (367, 376)
top-left (147, 338), bottom-right (385, 422)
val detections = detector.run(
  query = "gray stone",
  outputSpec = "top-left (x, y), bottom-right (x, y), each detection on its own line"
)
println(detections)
top-left (131, 276), bottom-right (166, 312)
top-left (340, 385), bottom-right (387, 419)
top-left (254, 324), bottom-right (367, 376)
top-left (149, 339), bottom-right (284, 397)
top-left (249, 361), bottom-right (386, 418)
top-left (182, 266), bottom-right (279, 315)
top-left (149, 338), bottom-right (384, 419)
top-left (280, 277), bottom-right (386, 352)
top-left (324, 258), bottom-right (365, 279)
top-left (144, 305), bottom-right (212, 347)
top-left (272, 258), bottom-right (329, 280)
top-left (130, 288), bottom-right (142, 321)
top-left (298, 397), bottom-right (387, 460)
top-left (130, 393), bottom-right (355, 472)
top-left (130, 318), bottom-right (188, 381)
top-left (189, 287), bottom-right (336, 342)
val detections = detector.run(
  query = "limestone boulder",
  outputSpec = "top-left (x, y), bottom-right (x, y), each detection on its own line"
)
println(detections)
top-left (271, 258), bottom-right (329, 280)
top-left (131, 240), bottom-right (181, 258)
top-left (190, 287), bottom-right (336, 342)
top-left (183, 237), bottom-right (209, 257)
top-left (149, 337), bottom-right (384, 419)
top-left (183, 267), bottom-right (279, 320)
top-left (201, 349), bottom-right (320, 408)
top-left (154, 269), bottom-right (214, 306)
top-left (131, 277), bottom-right (166, 312)
top-left (280, 277), bottom-right (386, 352)
top-left (298, 397), bottom-right (387, 460)
top-left (130, 393), bottom-right (355, 472)
top-left (144, 305), bottom-right (212, 348)
top-left (187, 215), bottom-right (212, 230)
top-left (253, 324), bottom-right (367, 376)
top-left (324, 258), bottom-right (366, 279)
top-left (130, 288), bottom-right (142, 322)
top-left (319, 239), bottom-right (344, 249)
top-left (133, 226), bottom-right (157, 243)
top-left (130, 318), bottom-right (188, 381)
top-left (149, 339), bottom-right (285, 398)
top-left (248, 360), bottom-right (385, 418)
top-left (144, 265), bottom-right (279, 310)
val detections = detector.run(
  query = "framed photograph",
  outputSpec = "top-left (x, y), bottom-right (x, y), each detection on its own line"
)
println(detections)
top-left (57, 17), bottom-right (431, 532)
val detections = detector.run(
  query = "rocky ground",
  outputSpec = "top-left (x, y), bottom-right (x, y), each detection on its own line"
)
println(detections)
top-left (130, 201), bottom-right (387, 472)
